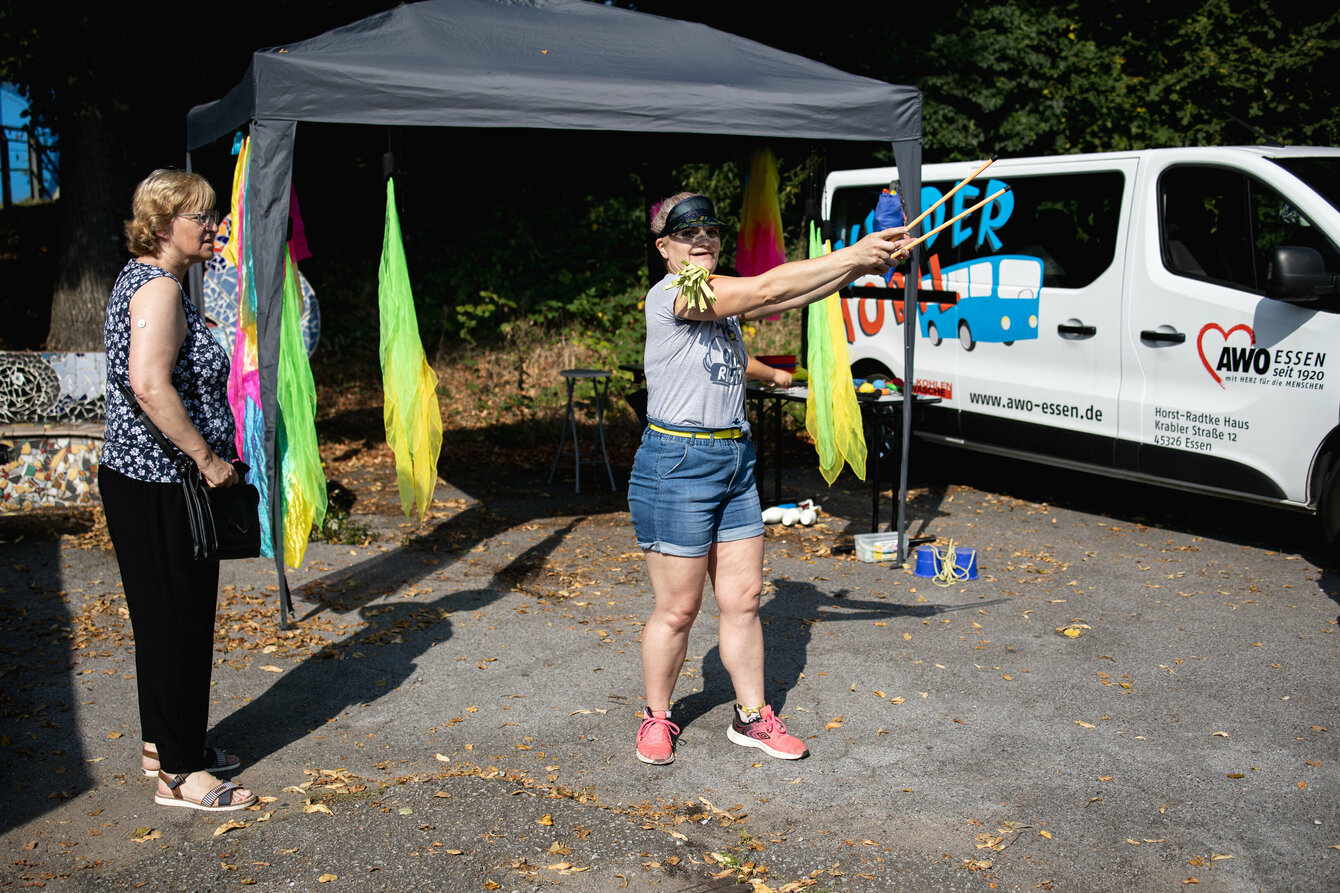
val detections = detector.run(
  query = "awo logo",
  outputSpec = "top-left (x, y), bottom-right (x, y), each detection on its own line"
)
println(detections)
top-left (1198, 323), bottom-right (1267, 388)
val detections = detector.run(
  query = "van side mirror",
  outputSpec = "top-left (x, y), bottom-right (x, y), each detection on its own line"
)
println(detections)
top-left (1265, 245), bottom-right (1338, 305)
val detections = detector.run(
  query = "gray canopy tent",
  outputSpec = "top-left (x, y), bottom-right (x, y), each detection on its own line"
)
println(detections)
top-left (187, 0), bottom-right (925, 618)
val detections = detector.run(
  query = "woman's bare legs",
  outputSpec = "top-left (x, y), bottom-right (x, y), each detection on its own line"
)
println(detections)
top-left (642, 535), bottom-right (765, 711)
top-left (708, 536), bottom-right (765, 709)
top-left (642, 551), bottom-right (709, 712)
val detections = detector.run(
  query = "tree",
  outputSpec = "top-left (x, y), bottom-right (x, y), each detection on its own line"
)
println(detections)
top-left (0, 1), bottom-right (399, 351)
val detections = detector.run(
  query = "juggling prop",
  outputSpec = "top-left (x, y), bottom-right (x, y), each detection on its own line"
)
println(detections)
top-left (223, 134), bottom-right (327, 567)
top-left (737, 148), bottom-right (787, 276)
top-left (804, 220), bottom-right (866, 485)
top-left (378, 178), bottom-right (443, 522)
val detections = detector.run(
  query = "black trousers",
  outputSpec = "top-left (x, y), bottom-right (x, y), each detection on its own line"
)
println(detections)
top-left (98, 465), bottom-right (219, 774)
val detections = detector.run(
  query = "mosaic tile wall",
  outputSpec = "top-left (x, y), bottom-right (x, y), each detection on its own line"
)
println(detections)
top-left (1, 436), bottom-right (101, 509)
top-left (0, 351), bottom-right (106, 510)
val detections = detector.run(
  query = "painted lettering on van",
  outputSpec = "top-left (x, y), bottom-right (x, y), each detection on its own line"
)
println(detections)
top-left (1197, 321), bottom-right (1327, 390)
top-left (838, 181), bottom-right (1018, 343)
top-left (918, 178), bottom-right (1013, 252)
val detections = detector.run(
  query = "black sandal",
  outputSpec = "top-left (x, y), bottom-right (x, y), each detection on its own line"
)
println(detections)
top-left (154, 770), bottom-right (257, 812)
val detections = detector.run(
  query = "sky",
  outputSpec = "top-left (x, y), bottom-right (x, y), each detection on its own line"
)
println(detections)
top-left (0, 83), bottom-right (58, 203)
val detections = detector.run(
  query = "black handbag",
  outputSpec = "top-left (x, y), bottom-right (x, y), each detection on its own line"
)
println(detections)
top-left (114, 379), bottom-right (261, 561)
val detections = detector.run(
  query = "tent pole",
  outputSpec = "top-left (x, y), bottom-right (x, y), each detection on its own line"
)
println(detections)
top-left (248, 118), bottom-right (298, 628)
top-left (889, 137), bottom-right (922, 566)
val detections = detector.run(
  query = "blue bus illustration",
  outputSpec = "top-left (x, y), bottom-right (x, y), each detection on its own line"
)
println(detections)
top-left (920, 255), bottom-right (1043, 350)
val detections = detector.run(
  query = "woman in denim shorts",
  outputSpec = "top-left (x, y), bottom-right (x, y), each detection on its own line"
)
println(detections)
top-left (628, 192), bottom-right (910, 764)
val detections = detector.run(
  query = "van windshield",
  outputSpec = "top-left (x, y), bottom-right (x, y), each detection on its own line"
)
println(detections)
top-left (1269, 157), bottom-right (1340, 215)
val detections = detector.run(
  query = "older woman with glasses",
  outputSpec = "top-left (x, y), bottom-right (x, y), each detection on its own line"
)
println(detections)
top-left (98, 169), bottom-right (255, 811)
top-left (629, 192), bottom-right (909, 765)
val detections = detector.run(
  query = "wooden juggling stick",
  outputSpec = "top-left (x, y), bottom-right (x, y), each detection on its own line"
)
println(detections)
top-left (896, 185), bottom-right (1011, 257)
top-left (903, 155), bottom-right (997, 234)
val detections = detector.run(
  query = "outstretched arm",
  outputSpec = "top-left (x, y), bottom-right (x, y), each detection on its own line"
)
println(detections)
top-left (674, 227), bottom-right (910, 321)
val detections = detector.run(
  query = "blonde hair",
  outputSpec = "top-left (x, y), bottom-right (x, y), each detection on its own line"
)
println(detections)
top-left (649, 191), bottom-right (698, 237)
top-left (123, 169), bottom-right (216, 256)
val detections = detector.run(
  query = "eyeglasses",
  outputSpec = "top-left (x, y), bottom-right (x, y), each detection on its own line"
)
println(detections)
top-left (670, 226), bottom-right (721, 241)
top-left (178, 210), bottom-right (221, 228)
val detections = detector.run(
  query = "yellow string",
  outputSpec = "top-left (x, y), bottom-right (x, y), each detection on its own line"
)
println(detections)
top-left (931, 540), bottom-right (973, 587)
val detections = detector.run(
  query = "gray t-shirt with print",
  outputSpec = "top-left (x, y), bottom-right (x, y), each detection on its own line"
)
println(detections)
top-left (643, 272), bottom-right (749, 431)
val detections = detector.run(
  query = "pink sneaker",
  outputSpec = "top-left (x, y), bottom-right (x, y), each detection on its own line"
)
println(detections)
top-left (727, 705), bottom-right (808, 759)
top-left (636, 710), bottom-right (680, 765)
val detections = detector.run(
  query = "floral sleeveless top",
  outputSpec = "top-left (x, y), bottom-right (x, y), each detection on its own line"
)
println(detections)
top-left (101, 260), bottom-right (238, 483)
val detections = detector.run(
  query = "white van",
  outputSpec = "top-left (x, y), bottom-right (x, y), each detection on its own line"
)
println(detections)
top-left (824, 147), bottom-right (1340, 548)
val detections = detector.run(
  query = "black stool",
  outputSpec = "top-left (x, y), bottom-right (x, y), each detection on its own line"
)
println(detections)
top-left (548, 369), bottom-right (616, 493)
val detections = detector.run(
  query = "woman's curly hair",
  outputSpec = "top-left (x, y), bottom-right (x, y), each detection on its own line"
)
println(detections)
top-left (123, 169), bottom-right (215, 256)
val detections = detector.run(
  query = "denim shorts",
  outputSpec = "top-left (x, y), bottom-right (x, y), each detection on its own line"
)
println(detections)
top-left (628, 422), bottom-right (764, 557)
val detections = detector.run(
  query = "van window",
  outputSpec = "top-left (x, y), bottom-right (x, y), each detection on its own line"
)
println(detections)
top-left (1269, 156), bottom-right (1340, 216)
top-left (1159, 165), bottom-right (1340, 293)
top-left (828, 170), bottom-right (1123, 290)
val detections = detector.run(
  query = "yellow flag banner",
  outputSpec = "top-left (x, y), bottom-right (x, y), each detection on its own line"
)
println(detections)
top-left (378, 178), bottom-right (443, 521)
top-left (804, 224), bottom-right (866, 484)
top-left (277, 249), bottom-right (327, 567)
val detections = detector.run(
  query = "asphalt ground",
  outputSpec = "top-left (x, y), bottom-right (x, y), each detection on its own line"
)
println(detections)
top-left (2, 445), bottom-right (1337, 893)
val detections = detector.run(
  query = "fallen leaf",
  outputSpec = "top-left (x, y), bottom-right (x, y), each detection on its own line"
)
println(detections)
top-left (1074, 721), bottom-right (1096, 730)
top-left (317, 874), bottom-right (338, 883)
top-left (214, 820), bottom-right (249, 837)
top-left (260, 666), bottom-right (283, 673)
top-left (107, 732), bottom-right (122, 740)
top-left (1306, 760), bottom-right (1322, 767)
top-left (130, 827), bottom-right (161, 843)
top-left (1210, 853), bottom-right (1234, 862)
top-left (304, 802), bottom-right (334, 815)
top-left (1211, 731), bottom-right (1229, 737)
top-left (434, 753), bottom-right (451, 763)
top-left (537, 814), bottom-right (553, 826)
top-left (873, 691), bottom-right (886, 698)
top-left (1038, 830), bottom-right (1052, 839)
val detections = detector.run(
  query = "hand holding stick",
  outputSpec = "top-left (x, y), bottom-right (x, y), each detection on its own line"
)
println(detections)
top-left (896, 185), bottom-right (1011, 257)
top-left (904, 155), bottom-right (997, 234)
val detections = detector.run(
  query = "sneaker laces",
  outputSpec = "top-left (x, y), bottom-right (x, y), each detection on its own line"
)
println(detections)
top-left (757, 707), bottom-right (786, 736)
top-left (638, 713), bottom-right (680, 742)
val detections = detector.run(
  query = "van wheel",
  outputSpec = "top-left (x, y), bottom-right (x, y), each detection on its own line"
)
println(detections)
top-left (1318, 453), bottom-right (1340, 563)
top-left (927, 322), bottom-right (941, 346)
top-left (959, 321), bottom-right (975, 352)
top-left (1003, 340), bottom-right (1014, 347)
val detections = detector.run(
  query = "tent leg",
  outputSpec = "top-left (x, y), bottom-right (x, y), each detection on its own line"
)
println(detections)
top-left (890, 138), bottom-right (922, 566)
top-left (275, 552), bottom-right (292, 629)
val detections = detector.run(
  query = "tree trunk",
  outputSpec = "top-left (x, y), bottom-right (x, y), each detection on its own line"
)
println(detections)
top-left (44, 112), bottom-right (126, 351)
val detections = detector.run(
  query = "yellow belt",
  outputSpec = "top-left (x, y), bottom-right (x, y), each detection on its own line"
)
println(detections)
top-left (649, 423), bottom-right (745, 440)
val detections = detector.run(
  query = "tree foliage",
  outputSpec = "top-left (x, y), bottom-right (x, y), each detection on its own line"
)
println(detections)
top-left (888, 0), bottom-right (1340, 159)
top-left (1, 0), bottom-right (1337, 349)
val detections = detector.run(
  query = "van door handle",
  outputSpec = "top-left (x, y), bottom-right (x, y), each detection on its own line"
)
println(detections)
top-left (1057, 321), bottom-right (1096, 338)
top-left (1140, 329), bottom-right (1186, 344)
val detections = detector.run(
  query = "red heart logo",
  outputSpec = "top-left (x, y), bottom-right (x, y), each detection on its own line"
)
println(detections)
top-left (1197, 322), bottom-right (1255, 389)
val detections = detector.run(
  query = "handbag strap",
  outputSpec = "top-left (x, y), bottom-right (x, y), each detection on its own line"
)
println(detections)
top-left (113, 377), bottom-right (194, 472)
